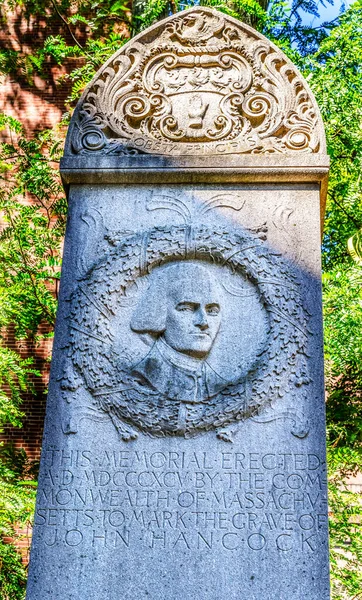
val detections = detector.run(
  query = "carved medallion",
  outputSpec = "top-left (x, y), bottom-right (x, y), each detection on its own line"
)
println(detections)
top-left (63, 218), bottom-right (311, 440)
top-left (65, 7), bottom-right (325, 157)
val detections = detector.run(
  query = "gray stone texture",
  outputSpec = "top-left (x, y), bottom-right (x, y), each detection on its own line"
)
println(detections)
top-left (27, 7), bottom-right (330, 600)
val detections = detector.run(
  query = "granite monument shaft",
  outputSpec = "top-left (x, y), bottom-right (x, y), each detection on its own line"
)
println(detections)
top-left (26, 7), bottom-right (330, 599)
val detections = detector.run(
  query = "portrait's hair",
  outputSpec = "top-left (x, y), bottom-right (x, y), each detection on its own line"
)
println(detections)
top-left (130, 262), bottom-right (221, 335)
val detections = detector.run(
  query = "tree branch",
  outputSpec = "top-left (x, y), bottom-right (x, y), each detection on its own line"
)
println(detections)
top-left (50, 0), bottom-right (84, 50)
top-left (5, 209), bottom-right (56, 325)
top-left (328, 191), bottom-right (362, 230)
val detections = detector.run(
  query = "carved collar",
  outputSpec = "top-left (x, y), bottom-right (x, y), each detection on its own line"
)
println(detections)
top-left (156, 336), bottom-right (206, 375)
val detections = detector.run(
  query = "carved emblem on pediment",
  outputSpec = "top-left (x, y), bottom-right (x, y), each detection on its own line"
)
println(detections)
top-left (66, 7), bottom-right (325, 157)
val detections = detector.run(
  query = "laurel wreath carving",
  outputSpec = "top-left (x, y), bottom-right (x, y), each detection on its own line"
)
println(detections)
top-left (62, 223), bottom-right (311, 440)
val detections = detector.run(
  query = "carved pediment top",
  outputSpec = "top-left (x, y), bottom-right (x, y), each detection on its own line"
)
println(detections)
top-left (64, 7), bottom-right (326, 158)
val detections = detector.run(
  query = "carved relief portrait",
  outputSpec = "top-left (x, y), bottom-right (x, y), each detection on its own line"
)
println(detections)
top-left (63, 214), bottom-right (311, 441)
top-left (130, 263), bottom-right (226, 404)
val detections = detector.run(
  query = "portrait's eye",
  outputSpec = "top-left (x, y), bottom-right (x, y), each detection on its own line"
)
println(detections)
top-left (206, 304), bottom-right (220, 316)
top-left (176, 302), bottom-right (196, 312)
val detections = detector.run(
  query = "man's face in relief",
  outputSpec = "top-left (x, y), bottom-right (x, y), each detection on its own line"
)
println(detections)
top-left (163, 268), bottom-right (222, 359)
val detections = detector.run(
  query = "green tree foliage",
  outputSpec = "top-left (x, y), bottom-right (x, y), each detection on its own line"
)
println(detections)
top-left (0, 346), bottom-right (38, 600)
top-left (308, 6), bottom-right (362, 270)
top-left (0, 116), bottom-right (67, 334)
top-left (0, 114), bottom-right (65, 596)
top-left (1, 0), bottom-right (362, 598)
top-left (0, 445), bottom-right (37, 600)
top-left (304, 3), bottom-right (362, 446)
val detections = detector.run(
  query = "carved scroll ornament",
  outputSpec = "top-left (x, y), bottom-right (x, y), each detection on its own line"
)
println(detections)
top-left (65, 7), bottom-right (326, 157)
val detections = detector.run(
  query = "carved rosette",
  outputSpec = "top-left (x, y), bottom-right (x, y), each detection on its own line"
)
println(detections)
top-left (65, 7), bottom-right (325, 157)
top-left (63, 223), bottom-right (311, 440)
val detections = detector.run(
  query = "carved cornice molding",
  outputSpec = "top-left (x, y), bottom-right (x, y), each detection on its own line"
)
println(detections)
top-left (64, 7), bottom-right (327, 158)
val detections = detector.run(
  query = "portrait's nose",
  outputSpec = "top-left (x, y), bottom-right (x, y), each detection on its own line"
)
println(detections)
top-left (195, 308), bottom-right (209, 330)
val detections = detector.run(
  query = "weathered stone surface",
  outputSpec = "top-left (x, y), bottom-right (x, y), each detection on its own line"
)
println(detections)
top-left (27, 8), bottom-right (330, 600)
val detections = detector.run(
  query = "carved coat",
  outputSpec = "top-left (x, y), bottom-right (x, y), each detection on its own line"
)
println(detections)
top-left (131, 337), bottom-right (227, 404)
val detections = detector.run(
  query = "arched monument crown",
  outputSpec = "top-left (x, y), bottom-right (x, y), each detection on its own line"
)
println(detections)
top-left (64, 6), bottom-right (326, 158)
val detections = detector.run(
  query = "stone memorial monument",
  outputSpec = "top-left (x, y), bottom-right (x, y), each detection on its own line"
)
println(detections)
top-left (26, 7), bottom-right (330, 599)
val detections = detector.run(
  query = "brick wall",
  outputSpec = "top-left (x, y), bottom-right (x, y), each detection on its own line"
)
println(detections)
top-left (1, 324), bottom-right (53, 461)
top-left (0, 6), bottom-right (77, 136)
